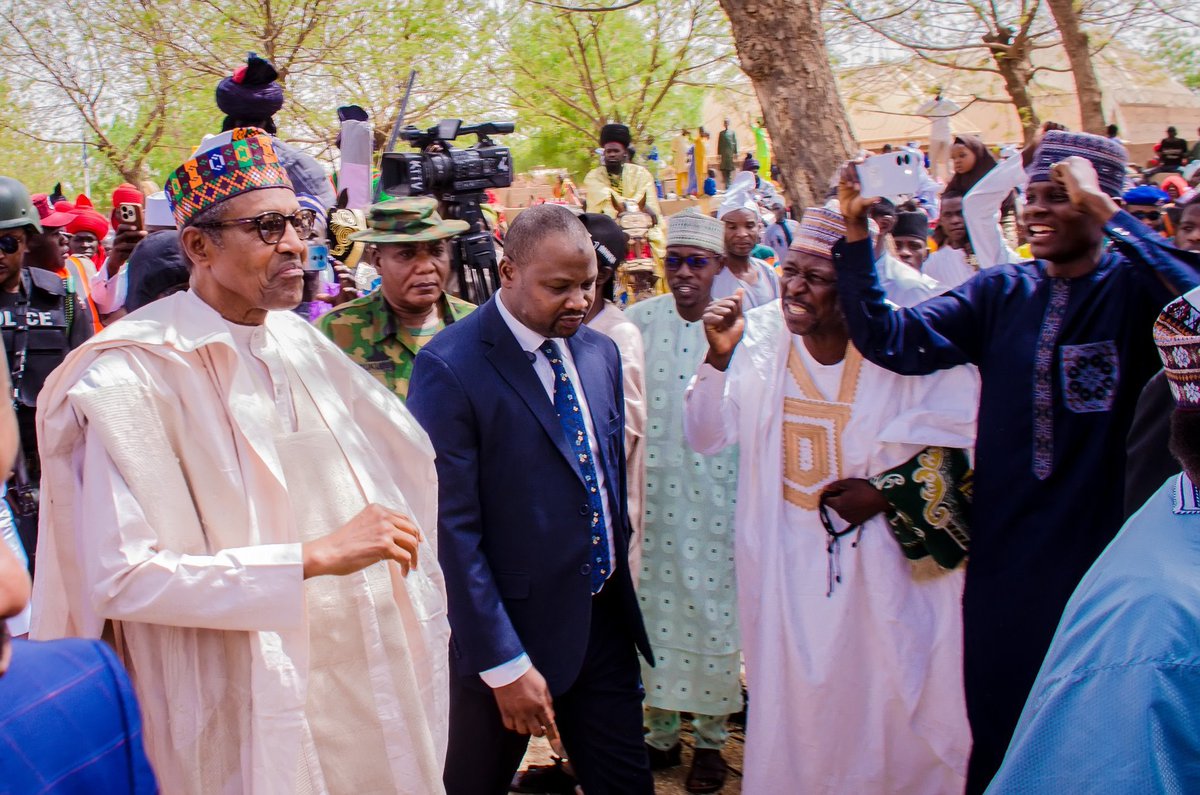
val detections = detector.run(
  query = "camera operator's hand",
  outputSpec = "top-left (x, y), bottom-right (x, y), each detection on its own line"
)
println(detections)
top-left (316, 260), bottom-right (357, 307)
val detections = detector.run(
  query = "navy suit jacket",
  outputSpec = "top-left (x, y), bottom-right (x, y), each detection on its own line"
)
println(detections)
top-left (408, 296), bottom-right (651, 694)
top-left (0, 638), bottom-right (158, 794)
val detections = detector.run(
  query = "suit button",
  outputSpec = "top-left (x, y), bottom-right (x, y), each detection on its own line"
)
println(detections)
top-left (579, 505), bottom-right (589, 515)
top-left (580, 563), bottom-right (592, 575)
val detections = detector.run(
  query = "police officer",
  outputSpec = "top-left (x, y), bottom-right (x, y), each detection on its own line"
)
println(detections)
top-left (0, 177), bottom-right (92, 566)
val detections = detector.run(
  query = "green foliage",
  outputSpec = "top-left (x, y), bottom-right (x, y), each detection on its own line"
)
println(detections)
top-left (1147, 29), bottom-right (1200, 91)
top-left (488, 0), bottom-right (732, 178)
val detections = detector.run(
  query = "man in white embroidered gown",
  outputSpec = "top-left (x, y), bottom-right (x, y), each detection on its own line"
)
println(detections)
top-left (30, 129), bottom-right (450, 795)
top-left (684, 205), bottom-right (977, 793)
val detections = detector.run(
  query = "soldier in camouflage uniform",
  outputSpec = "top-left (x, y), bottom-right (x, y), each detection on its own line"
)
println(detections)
top-left (316, 197), bottom-right (475, 401)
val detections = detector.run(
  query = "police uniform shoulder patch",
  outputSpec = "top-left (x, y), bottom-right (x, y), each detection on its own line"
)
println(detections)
top-left (27, 267), bottom-right (67, 296)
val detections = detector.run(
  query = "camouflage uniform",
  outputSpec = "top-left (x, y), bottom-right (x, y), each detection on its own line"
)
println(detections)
top-left (316, 195), bottom-right (473, 401)
top-left (316, 291), bottom-right (474, 401)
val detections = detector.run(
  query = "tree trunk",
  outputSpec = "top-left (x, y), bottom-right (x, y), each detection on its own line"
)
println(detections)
top-left (985, 32), bottom-right (1042, 144)
top-left (718, 0), bottom-right (856, 209)
top-left (1044, 0), bottom-right (1106, 134)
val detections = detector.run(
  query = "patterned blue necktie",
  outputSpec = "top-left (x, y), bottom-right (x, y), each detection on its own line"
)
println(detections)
top-left (539, 339), bottom-right (610, 594)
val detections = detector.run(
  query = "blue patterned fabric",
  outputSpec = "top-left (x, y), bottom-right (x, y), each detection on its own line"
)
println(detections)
top-left (0, 637), bottom-right (158, 794)
top-left (1026, 130), bottom-right (1127, 198)
top-left (540, 339), bottom-right (611, 593)
top-left (831, 210), bottom-right (1200, 788)
top-left (1060, 340), bottom-right (1119, 413)
top-left (987, 476), bottom-right (1200, 792)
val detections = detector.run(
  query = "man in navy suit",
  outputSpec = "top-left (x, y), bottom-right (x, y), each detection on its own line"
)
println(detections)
top-left (408, 204), bottom-right (653, 795)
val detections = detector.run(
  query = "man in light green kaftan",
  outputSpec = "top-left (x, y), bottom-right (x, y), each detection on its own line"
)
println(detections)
top-left (625, 209), bottom-right (740, 793)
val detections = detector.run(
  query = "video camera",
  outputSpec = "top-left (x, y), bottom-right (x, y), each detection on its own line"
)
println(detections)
top-left (380, 119), bottom-right (514, 303)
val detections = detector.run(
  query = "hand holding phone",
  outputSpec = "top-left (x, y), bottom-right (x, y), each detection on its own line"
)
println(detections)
top-left (118, 202), bottom-right (144, 230)
top-left (855, 152), bottom-right (921, 198)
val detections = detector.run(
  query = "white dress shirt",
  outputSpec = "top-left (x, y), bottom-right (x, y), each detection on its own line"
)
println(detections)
top-left (480, 290), bottom-right (617, 688)
top-left (89, 259), bottom-right (128, 314)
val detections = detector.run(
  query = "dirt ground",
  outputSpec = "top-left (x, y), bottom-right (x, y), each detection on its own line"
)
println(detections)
top-left (514, 716), bottom-right (745, 795)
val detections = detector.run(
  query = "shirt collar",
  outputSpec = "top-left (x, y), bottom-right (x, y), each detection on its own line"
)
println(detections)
top-left (495, 289), bottom-right (560, 355)
top-left (1173, 472), bottom-right (1200, 515)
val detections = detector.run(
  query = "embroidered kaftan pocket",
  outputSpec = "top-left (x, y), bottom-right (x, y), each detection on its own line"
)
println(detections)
top-left (1060, 341), bottom-right (1119, 413)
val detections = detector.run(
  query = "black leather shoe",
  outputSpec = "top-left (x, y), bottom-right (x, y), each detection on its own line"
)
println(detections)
top-left (685, 748), bottom-right (729, 793)
top-left (510, 760), bottom-right (578, 794)
top-left (645, 740), bottom-right (683, 770)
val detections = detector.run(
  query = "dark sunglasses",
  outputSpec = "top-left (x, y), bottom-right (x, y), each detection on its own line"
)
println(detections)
top-left (0, 235), bottom-right (23, 254)
top-left (195, 209), bottom-right (316, 245)
top-left (664, 254), bottom-right (717, 271)
top-left (1131, 210), bottom-right (1162, 222)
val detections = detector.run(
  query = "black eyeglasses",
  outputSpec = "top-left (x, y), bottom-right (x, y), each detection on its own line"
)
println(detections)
top-left (195, 209), bottom-right (316, 245)
top-left (664, 254), bottom-right (717, 271)
top-left (1131, 210), bottom-right (1162, 222)
top-left (0, 235), bottom-right (23, 255)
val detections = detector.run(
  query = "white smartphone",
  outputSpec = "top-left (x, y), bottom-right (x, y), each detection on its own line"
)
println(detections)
top-left (856, 152), bottom-right (921, 198)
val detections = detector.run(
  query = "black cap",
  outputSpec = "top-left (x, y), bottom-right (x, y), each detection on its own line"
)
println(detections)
top-left (578, 213), bottom-right (627, 270)
top-left (892, 211), bottom-right (930, 240)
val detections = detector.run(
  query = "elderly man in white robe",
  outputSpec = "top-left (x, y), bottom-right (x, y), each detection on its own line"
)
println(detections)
top-left (684, 205), bottom-right (977, 793)
top-left (30, 129), bottom-right (450, 795)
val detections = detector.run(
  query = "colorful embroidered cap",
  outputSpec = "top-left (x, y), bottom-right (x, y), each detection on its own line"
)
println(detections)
top-left (1026, 130), bottom-right (1127, 198)
top-left (1154, 286), bottom-right (1200, 409)
top-left (666, 207), bottom-right (724, 254)
top-left (164, 128), bottom-right (292, 228)
top-left (790, 207), bottom-right (846, 260)
top-left (349, 196), bottom-right (469, 244)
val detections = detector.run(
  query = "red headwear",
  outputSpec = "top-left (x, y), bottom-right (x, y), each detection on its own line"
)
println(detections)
top-left (66, 204), bottom-right (110, 239)
top-left (30, 194), bottom-right (76, 228)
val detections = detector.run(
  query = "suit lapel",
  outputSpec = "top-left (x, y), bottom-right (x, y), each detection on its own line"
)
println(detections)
top-left (480, 299), bottom-right (586, 486)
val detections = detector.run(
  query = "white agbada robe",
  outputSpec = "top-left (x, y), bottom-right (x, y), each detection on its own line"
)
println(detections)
top-left (31, 290), bottom-right (450, 795)
top-left (685, 301), bottom-right (975, 794)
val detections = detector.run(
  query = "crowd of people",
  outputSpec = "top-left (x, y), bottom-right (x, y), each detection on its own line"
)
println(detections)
top-left (2, 51), bottom-right (1200, 795)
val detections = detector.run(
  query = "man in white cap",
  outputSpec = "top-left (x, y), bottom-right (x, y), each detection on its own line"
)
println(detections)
top-left (686, 204), bottom-right (976, 793)
top-left (713, 172), bottom-right (779, 309)
top-left (626, 207), bottom-right (741, 793)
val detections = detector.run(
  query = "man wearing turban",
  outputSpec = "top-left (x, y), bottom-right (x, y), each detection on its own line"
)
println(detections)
top-left (215, 52), bottom-right (336, 210)
top-left (583, 123), bottom-right (666, 267)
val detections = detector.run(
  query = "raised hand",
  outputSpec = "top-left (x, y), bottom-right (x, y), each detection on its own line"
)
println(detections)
top-left (1050, 156), bottom-right (1119, 222)
top-left (702, 288), bottom-right (745, 372)
top-left (838, 161), bottom-right (877, 242)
